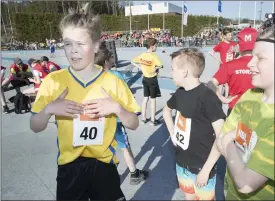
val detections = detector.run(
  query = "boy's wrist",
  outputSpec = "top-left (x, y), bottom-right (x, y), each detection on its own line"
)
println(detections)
top-left (200, 165), bottom-right (212, 174)
top-left (114, 102), bottom-right (123, 116)
top-left (44, 103), bottom-right (54, 116)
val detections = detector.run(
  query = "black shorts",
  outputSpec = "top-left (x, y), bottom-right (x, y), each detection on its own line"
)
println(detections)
top-left (56, 157), bottom-right (125, 201)
top-left (142, 76), bottom-right (161, 98)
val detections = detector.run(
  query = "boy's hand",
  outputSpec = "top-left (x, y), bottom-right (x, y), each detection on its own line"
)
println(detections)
top-left (195, 168), bottom-right (210, 187)
top-left (45, 88), bottom-right (84, 118)
top-left (83, 87), bottom-right (121, 118)
top-left (221, 95), bottom-right (238, 104)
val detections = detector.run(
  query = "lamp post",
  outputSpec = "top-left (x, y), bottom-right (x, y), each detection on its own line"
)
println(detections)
top-left (259, 1), bottom-right (263, 22)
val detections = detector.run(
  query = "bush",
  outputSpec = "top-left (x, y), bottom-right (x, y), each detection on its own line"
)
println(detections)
top-left (12, 13), bottom-right (229, 42)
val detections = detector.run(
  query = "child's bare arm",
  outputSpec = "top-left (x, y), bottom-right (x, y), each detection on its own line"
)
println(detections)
top-left (209, 50), bottom-right (223, 64)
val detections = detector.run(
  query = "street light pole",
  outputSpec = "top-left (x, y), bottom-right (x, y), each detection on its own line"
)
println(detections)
top-left (238, 1), bottom-right (242, 25)
top-left (129, 1), bottom-right (132, 34)
top-left (181, 1), bottom-right (183, 38)
top-left (259, 1), bottom-right (263, 21)
top-left (163, 13), bottom-right (165, 30)
top-left (253, 1), bottom-right (257, 28)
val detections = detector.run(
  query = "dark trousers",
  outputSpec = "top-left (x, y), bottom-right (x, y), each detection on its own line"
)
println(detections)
top-left (215, 107), bottom-right (232, 200)
top-left (10, 79), bottom-right (30, 93)
top-left (215, 156), bottom-right (226, 201)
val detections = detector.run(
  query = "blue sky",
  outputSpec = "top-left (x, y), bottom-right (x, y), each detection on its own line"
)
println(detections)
top-left (134, 1), bottom-right (274, 20)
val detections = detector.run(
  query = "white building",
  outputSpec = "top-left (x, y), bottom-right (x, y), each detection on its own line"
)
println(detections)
top-left (125, 2), bottom-right (182, 16)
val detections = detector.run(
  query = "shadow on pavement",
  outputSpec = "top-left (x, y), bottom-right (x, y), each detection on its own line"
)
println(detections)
top-left (127, 72), bottom-right (142, 88)
top-left (119, 107), bottom-right (165, 185)
top-left (130, 86), bottom-right (142, 95)
top-left (117, 60), bottom-right (132, 68)
top-left (130, 122), bottom-right (178, 200)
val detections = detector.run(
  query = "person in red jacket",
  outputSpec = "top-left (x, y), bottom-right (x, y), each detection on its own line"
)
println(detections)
top-left (9, 57), bottom-right (33, 82)
top-left (210, 27), bottom-right (258, 201)
top-left (23, 58), bottom-right (49, 94)
top-left (40, 56), bottom-right (61, 73)
top-left (8, 57), bottom-right (33, 93)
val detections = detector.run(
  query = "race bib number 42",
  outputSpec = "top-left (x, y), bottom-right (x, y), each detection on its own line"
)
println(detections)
top-left (173, 112), bottom-right (192, 150)
top-left (73, 114), bottom-right (105, 147)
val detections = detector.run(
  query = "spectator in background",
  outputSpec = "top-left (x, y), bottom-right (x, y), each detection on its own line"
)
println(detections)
top-left (40, 56), bottom-right (61, 72)
top-left (23, 59), bottom-right (49, 94)
top-left (209, 27), bottom-right (237, 97)
top-left (49, 42), bottom-right (56, 58)
top-left (9, 58), bottom-right (33, 90)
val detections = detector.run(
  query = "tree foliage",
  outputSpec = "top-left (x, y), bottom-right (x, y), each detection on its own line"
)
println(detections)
top-left (2, 1), bottom-right (240, 42)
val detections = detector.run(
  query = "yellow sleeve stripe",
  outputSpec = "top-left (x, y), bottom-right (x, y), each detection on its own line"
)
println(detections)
top-left (264, 185), bottom-right (275, 194)
top-left (254, 150), bottom-right (274, 165)
top-left (259, 137), bottom-right (274, 146)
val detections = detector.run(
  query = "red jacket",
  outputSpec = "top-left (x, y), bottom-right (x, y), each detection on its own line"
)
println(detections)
top-left (46, 61), bottom-right (61, 71)
top-left (9, 63), bottom-right (30, 80)
top-left (33, 63), bottom-right (49, 92)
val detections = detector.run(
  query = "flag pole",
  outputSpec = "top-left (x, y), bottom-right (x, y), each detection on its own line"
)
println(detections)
top-left (148, 13), bottom-right (149, 30)
top-left (238, 1), bottom-right (242, 25)
top-left (163, 12), bottom-right (165, 30)
top-left (217, 11), bottom-right (219, 24)
top-left (254, 1), bottom-right (258, 29)
top-left (181, 1), bottom-right (183, 38)
top-left (129, 1), bottom-right (132, 34)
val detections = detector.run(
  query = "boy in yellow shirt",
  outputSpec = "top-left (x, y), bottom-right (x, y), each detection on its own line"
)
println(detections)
top-left (132, 38), bottom-right (163, 126)
top-left (30, 3), bottom-right (140, 200)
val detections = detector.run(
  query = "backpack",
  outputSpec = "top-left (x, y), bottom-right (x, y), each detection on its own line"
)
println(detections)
top-left (14, 92), bottom-right (31, 114)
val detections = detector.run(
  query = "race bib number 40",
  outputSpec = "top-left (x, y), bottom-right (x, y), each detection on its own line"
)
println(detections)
top-left (73, 114), bottom-right (105, 147)
top-left (173, 112), bottom-right (192, 150)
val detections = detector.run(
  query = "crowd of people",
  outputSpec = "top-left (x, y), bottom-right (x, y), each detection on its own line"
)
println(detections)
top-left (1, 2), bottom-right (274, 201)
top-left (1, 56), bottom-right (61, 113)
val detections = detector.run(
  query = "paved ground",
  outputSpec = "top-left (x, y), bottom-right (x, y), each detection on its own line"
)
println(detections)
top-left (1, 46), bottom-right (227, 200)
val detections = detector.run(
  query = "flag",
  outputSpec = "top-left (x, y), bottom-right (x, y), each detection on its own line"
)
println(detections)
top-left (218, 0), bottom-right (222, 12)
top-left (183, 4), bottom-right (188, 25)
top-left (148, 3), bottom-right (152, 11)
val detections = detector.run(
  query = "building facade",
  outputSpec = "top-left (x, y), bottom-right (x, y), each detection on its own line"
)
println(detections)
top-left (125, 2), bottom-right (182, 16)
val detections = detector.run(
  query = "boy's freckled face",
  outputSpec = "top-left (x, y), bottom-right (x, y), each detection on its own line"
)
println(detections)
top-left (62, 27), bottom-right (99, 71)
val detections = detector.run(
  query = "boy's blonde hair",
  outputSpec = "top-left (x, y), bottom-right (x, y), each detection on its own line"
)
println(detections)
top-left (170, 48), bottom-right (205, 78)
top-left (59, 3), bottom-right (101, 42)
